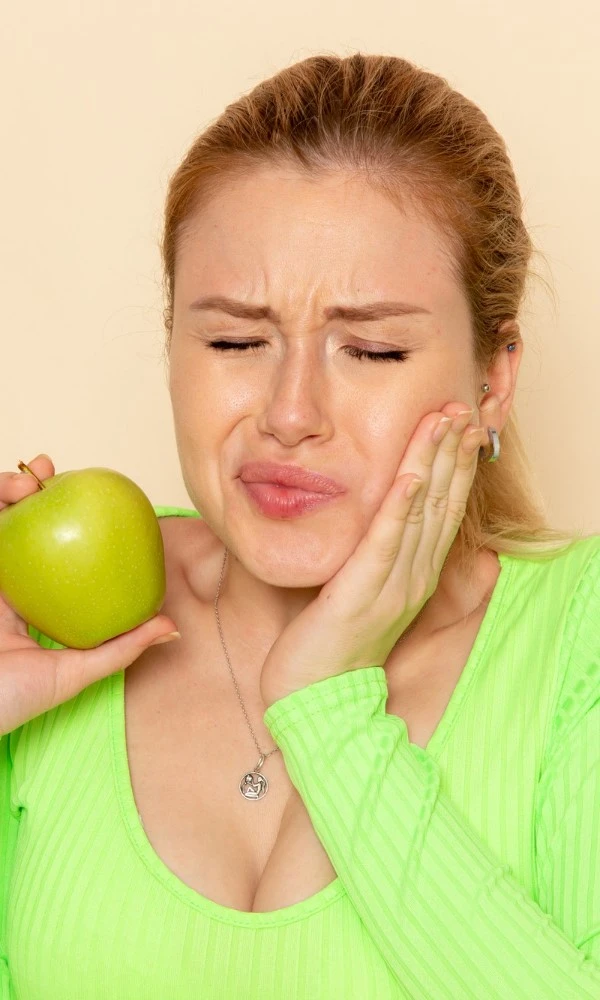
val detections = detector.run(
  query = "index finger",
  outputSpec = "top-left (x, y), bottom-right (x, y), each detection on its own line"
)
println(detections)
top-left (0, 455), bottom-right (55, 511)
top-left (431, 422), bottom-right (486, 565)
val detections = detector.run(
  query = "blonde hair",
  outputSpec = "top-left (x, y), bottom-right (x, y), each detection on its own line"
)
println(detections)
top-left (160, 52), bottom-right (584, 584)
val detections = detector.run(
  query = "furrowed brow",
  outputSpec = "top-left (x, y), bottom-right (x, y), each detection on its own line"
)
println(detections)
top-left (189, 295), bottom-right (431, 324)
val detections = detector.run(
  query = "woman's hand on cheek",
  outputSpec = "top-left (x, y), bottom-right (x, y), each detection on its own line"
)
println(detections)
top-left (259, 402), bottom-right (487, 709)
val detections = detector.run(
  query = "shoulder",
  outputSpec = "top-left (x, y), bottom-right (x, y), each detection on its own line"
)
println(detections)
top-left (559, 533), bottom-right (600, 671)
top-left (153, 505), bottom-right (207, 570)
top-left (153, 504), bottom-right (204, 538)
top-left (544, 534), bottom-right (600, 757)
top-left (153, 505), bottom-right (224, 605)
top-left (555, 534), bottom-right (600, 636)
top-left (503, 534), bottom-right (600, 618)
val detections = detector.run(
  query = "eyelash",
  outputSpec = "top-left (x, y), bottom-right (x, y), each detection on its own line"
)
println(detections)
top-left (206, 340), bottom-right (411, 363)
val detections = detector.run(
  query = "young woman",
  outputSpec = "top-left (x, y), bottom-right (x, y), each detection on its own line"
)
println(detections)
top-left (1, 52), bottom-right (598, 999)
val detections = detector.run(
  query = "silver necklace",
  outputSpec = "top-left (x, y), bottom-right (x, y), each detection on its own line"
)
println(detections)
top-left (212, 373), bottom-right (505, 802)
top-left (213, 547), bottom-right (280, 801)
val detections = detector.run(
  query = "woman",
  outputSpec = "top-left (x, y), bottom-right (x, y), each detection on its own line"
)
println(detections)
top-left (1, 53), bottom-right (598, 999)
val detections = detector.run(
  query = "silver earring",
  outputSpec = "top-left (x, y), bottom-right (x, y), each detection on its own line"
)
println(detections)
top-left (479, 357), bottom-right (504, 461)
top-left (481, 340), bottom-right (516, 396)
top-left (479, 385), bottom-right (499, 462)
top-left (479, 427), bottom-right (500, 462)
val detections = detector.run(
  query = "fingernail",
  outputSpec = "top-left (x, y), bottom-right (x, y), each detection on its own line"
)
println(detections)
top-left (150, 631), bottom-right (181, 646)
top-left (405, 478), bottom-right (423, 500)
top-left (432, 417), bottom-right (452, 443)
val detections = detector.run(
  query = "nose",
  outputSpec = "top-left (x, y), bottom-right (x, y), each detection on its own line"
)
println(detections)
top-left (256, 340), bottom-right (333, 445)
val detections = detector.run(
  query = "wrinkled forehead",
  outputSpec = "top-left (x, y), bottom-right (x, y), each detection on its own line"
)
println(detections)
top-left (173, 168), bottom-right (466, 323)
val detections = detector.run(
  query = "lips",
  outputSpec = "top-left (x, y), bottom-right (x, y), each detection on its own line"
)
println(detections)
top-left (238, 462), bottom-right (346, 495)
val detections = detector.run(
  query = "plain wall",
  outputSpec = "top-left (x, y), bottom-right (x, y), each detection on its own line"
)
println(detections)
top-left (1, 0), bottom-right (597, 533)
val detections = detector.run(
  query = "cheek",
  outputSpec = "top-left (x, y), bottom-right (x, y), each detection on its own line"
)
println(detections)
top-left (357, 400), bottom-right (416, 462)
top-left (169, 366), bottom-right (220, 436)
top-left (170, 352), bottom-right (257, 421)
top-left (351, 420), bottom-right (407, 505)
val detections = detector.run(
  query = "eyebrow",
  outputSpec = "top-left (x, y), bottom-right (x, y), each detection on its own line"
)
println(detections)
top-left (188, 295), bottom-right (431, 323)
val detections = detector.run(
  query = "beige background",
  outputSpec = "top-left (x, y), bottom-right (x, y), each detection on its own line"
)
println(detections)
top-left (1, 2), bottom-right (597, 533)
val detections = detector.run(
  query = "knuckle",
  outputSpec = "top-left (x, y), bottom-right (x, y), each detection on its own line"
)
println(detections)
top-left (447, 498), bottom-right (468, 522)
top-left (412, 572), bottom-right (433, 605)
top-left (427, 491), bottom-right (449, 512)
top-left (51, 654), bottom-right (82, 709)
top-left (0, 470), bottom-right (18, 488)
top-left (406, 505), bottom-right (424, 525)
top-left (379, 540), bottom-right (401, 563)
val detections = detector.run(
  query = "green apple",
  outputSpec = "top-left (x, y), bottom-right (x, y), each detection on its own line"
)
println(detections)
top-left (0, 467), bottom-right (166, 649)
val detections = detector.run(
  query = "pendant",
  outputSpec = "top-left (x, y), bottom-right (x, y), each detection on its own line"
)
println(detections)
top-left (239, 753), bottom-right (269, 800)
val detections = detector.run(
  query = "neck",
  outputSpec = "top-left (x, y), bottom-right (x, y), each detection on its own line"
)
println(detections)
top-left (204, 537), bottom-right (496, 661)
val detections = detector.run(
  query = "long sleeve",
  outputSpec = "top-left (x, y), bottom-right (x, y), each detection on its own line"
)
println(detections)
top-left (1, 623), bottom-right (55, 998)
top-left (263, 559), bottom-right (600, 998)
top-left (0, 731), bottom-right (20, 999)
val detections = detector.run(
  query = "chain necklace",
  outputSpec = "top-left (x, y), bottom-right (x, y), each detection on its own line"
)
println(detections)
top-left (213, 547), bottom-right (280, 801)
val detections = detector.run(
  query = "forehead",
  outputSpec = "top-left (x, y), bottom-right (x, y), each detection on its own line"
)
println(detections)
top-left (175, 168), bottom-right (463, 312)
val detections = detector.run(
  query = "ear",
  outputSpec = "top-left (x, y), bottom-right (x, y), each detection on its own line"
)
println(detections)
top-left (480, 321), bottom-right (523, 433)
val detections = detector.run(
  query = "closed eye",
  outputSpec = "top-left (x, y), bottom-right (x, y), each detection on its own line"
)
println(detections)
top-left (206, 340), bottom-right (411, 363)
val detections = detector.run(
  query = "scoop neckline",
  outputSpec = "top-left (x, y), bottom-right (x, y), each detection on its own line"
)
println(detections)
top-left (109, 676), bottom-right (347, 927)
top-left (108, 533), bottom-right (512, 927)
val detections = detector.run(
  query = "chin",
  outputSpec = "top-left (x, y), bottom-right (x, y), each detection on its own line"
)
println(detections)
top-left (231, 538), bottom-right (352, 589)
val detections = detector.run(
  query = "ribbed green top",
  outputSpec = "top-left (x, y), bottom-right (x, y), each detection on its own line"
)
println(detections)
top-left (1, 505), bottom-right (599, 998)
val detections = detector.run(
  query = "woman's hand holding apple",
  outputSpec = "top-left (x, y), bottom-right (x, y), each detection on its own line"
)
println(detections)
top-left (0, 455), bottom-right (180, 736)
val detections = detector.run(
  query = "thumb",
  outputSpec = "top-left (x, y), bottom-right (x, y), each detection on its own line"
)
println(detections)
top-left (52, 617), bottom-right (181, 707)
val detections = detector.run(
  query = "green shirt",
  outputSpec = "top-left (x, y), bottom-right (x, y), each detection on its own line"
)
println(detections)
top-left (1, 505), bottom-right (599, 998)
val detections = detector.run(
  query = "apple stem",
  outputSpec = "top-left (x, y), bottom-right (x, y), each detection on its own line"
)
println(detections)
top-left (17, 460), bottom-right (46, 490)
